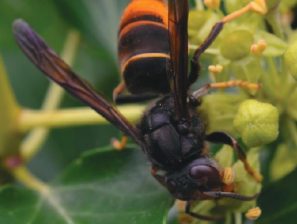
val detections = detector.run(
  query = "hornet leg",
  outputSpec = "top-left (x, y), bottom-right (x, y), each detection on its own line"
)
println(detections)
top-left (185, 201), bottom-right (223, 221)
top-left (202, 191), bottom-right (259, 201)
top-left (206, 131), bottom-right (263, 182)
top-left (191, 81), bottom-right (260, 100)
top-left (113, 81), bottom-right (126, 103)
top-left (188, 1), bottom-right (267, 85)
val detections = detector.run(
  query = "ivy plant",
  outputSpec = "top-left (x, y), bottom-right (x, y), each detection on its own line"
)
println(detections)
top-left (0, 0), bottom-right (297, 224)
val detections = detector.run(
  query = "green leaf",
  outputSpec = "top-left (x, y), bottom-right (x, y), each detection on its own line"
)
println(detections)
top-left (259, 167), bottom-right (297, 224)
top-left (51, 0), bottom-right (129, 58)
top-left (0, 147), bottom-right (172, 224)
top-left (270, 144), bottom-right (297, 181)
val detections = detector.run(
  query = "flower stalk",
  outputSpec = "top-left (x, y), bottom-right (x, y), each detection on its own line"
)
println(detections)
top-left (9, 165), bottom-right (49, 195)
top-left (18, 105), bottom-right (144, 132)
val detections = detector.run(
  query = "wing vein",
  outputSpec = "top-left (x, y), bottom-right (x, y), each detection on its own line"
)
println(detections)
top-left (13, 19), bottom-right (144, 147)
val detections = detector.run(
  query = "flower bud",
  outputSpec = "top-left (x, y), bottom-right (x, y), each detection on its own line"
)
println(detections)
top-left (188, 10), bottom-right (210, 33)
top-left (245, 207), bottom-right (262, 220)
top-left (250, 39), bottom-right (267, 56)
top-left (220, 29), bottom-right (254, 61)
top-left (222, 167), bottom-right (235, 185)
top-left (284, 39), bottom-right (297, 81)
top-left (199, 93), bottom-right (246, 134)
top-left (233, 100), bottom-right (279, 148)
top-left (224, 0), bottom-right (250, 14)
top-left (208, 64), bottom-right (223, 75)
top-left (188, 10), bottom-right (213, 45)
top-left (204, 0), bottom-right (220, 10)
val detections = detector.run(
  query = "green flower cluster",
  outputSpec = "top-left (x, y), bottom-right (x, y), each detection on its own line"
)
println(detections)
top-left (181, 0), bottom-right (297, 222)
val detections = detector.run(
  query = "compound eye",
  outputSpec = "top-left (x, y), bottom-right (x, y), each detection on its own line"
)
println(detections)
top-left (189, 165), bottom-right (220, 188)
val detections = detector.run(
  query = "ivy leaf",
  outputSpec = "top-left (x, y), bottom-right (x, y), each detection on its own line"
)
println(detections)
top-left (0, 147), bottom-right (172, 224)
top-left (259, 167), bottom-right (297, 224)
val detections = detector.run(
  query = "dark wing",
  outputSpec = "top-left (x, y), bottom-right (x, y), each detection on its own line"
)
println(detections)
top-left (168, 0), bottom-right (189, 120)
top-left (13, 19), bottom-right (144, 146)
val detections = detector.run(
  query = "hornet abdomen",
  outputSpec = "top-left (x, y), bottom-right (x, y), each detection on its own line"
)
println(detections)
top-left (118, 0), bottom-right (171, 94)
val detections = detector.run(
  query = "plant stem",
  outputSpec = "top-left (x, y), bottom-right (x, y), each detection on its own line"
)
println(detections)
top-left (20, 30), bottom-right (80, 162)
top-left (0, 56), bottom-right (21, 156)
top-left (0, 57), bottom-right (19, 113)
top-left (18, 105), bottom-right (144, 133)
top-left (10, 165), bottom-right (49, 195)
top-left (234, 212), bottom-right (242, 224)
top-left (225, 213), bottom-right (232, 224)
top-left (286, 119), bottom-right (297, 146)
top-left (265, 5), bottom-right (285, 39)
top-left (195, 0), bottom-right (204, 10)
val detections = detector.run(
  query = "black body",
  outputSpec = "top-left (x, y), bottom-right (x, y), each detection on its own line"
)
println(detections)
top-left (123, 57), bottom-right (170, 94)
top-left (140, 95), bottom-right (223, 201)
top-left (140, 95), bottom-right (205, 170)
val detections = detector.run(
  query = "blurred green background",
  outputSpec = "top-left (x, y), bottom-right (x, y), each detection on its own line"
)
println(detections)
top-left (0, 0), bottom-right (131, 180)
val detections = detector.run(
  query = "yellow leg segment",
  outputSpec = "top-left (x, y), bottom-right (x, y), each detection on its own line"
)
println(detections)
top-left (242, 159), bottom-right (263, 182)
top-left (113, 81), bottom-right (126, 103)
top-left (210, 80), bottom-right (261, 91)
top-left (222, 0), bottom-right (267, 24)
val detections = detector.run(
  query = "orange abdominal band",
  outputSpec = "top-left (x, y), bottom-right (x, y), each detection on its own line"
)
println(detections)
top-left (121, 53), bottom-right (170, 73)
top-left (120, 0), bottom-right (168, 27)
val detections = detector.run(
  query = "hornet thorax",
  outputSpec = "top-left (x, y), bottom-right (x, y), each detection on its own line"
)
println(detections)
top-left (139, 95), bottom-right (206, 170)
